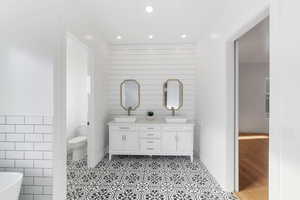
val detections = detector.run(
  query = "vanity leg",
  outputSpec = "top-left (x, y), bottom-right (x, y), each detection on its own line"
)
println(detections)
top-left (190, 154), bottom-right (193, 162)
top-left (109, 154), bottom-right (112, 161)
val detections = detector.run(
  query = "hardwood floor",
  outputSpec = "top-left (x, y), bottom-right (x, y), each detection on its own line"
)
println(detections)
top-left (236, 133), bottom-right (269, 200)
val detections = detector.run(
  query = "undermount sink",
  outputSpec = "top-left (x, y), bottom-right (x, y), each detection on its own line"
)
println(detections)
top-left (165, 116), bottom-right (187, 123)
top-left (114, 116), bottom-right (136, 123)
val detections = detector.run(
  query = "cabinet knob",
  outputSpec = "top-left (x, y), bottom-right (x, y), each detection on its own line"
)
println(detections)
top-left (120, 127), bottom-right (129, 130)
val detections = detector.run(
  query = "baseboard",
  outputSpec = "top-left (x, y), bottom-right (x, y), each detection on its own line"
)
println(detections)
top-left (193, 150), bottom-right (200, 159)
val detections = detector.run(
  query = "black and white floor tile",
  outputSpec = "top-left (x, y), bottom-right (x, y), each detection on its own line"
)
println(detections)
top-left (67, 155), bottom-right (238, 200)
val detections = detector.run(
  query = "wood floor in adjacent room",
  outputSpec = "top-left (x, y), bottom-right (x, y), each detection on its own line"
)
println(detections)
top-left (236, 133), bottom-right (269, 200)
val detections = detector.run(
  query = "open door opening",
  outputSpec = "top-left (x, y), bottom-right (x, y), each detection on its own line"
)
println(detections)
top-left (235, 17), bottom-right (270, 200)
top-left (66, 33), bottom-right (91, 167)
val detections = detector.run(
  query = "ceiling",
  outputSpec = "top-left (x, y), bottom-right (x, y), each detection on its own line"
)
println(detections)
top-left (239, 17), bottom-right (269, 63)
top-left (2, 0), bottom-right (269, 45)
top-left (67, 0), bottom-right (227, 44)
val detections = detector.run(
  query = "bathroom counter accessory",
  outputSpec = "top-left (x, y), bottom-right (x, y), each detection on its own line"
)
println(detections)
top-left (108, 118), bottom-right (194, 161)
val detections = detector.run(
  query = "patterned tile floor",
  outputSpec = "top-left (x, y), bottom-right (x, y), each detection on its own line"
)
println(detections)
top-left (67, 155), bottom-right (238, 200)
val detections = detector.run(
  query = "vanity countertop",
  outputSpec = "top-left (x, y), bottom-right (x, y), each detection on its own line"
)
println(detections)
top-left (108, 118), bottom-right (194, 126)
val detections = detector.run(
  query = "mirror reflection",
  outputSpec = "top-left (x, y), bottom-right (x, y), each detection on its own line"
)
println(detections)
top-left (120, 80), bottom-right (140, 115)
top-left (163, 79), bottom-right (183, 115)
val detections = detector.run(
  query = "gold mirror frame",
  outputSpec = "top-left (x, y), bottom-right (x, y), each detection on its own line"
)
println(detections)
top-left (120, 79), bottom-right (141, 111)
top-left (163, 79), bottom-right (183, 111)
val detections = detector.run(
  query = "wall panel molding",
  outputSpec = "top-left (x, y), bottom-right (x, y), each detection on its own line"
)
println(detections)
top-left (107, 44), bottom-right (197, 119)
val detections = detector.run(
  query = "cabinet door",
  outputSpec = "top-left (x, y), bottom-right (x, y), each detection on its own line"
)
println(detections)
top-left (177, 131), bottom-right (193, 153)
top-left (161, 131), bottom-right (177, 153)
top-left (124, 132), bottom-right (139, 151)
top-left (110, 132), bottom-right (125, 151)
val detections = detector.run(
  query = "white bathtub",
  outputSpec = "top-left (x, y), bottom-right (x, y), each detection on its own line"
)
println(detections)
top-left (0, 172), bottom-right (23, 200)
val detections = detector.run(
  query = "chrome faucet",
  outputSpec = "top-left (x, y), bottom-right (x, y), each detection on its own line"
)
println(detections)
top-left (127, 107), bottom-right (132, 116)
top-left (171, 107), bottom-right (175, 116)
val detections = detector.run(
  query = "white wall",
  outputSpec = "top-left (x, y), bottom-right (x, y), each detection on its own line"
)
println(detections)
top-left (66, 35), bottom-right (88, 140)
top-left (196, 39), bottom-right (228, 189)
top-left (0, 2), bottom-right (62, 199)
top-left (0, 19), bottom-right (56, 116)
top-left (107, 44), bottom-right (196, 120)
top-left (270, 0), bottom-right (300, 199)
top-left (196, 0), bottom-right (269, 191)
top-left (90, 40), bottom-right (109, 167)
top-left (239, 63), bottom-right (269, 133)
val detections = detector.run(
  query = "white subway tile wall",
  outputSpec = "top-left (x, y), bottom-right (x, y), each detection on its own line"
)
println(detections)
top-left (0, 125), bottom-right (15, 133)
top-left (0, 116), bottom-right (5, 124)
top-left (0, 115), bottom-right (53, 200)
top-left (6, 116), bottom-right (25, 125)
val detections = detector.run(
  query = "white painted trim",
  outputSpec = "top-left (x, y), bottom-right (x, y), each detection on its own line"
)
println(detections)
top-left (66, 32), bottom-right (89, 51)
top-left (268, 3), bottom-right (281, 199)
top-left (87, 47), bottom-right (97, 167)
top-left (224, 5), bottom-right (270, 192)
top-left (234, 40), bottom-right (239, 192)
top-left (53, 33), bottom-right (67, 200)
top-left (225, 5), bottom-right (270, 42)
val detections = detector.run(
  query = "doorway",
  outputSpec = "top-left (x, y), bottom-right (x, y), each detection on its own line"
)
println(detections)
top-left (234, 17), bottom-right (269, 200)
top-left (66, 33), bottom-right (92, 167)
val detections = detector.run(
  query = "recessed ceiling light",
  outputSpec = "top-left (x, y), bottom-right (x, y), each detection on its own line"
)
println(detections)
top-left (83, 34), bottom-right (93, 40)
top-left (116, 35), bottom-right (122, 40)
top-left (210, 33), bottom-right (220, 39)
top-left (181, 34), bottom-right (187, 39)
top-left (148, 35), bottom-right (154, 39)
top-left (145, 6), bottom-right (153, 13)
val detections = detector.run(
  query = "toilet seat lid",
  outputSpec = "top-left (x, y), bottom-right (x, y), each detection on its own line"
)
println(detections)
top-left (69, 136), bottom-right (87, 144)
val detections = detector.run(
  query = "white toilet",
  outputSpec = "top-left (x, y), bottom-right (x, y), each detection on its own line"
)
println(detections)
top-left (68, 126), bottom-right (87, 161)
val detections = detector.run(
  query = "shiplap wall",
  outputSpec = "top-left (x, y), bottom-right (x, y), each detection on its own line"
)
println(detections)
top-left (107, 44), bottom-right (197, 119)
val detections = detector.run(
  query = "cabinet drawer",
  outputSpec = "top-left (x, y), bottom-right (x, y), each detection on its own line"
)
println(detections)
top-left (141, 139), bottom-right (160, 146)
top-left (162, 126), bottom-right (193, 131)
top-left (139, 126), bottom-right (161, 131)
top-left (141, 139), bottom-right (161, 153)
top-left (110, 126), bottom-right (136, 131)
top-left (140, 132), bottom-right (160, 138)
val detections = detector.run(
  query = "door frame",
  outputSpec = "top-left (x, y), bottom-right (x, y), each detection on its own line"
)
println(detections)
top-left (234, 40), bottom-right (240, 191)
top-left (53, 32), bottom-right (67, 200)
top-left (224, 6), bottom-right (270, 192)
top-left (53, 32), bottom-right (96, 200)
top-left (65, 33), bottom-right (96, 167)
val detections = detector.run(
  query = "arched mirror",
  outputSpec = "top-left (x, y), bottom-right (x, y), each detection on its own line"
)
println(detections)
top-left (163, 79), bottom-right (183, 116)
top-left (120, 80), bottom-right (140, 115)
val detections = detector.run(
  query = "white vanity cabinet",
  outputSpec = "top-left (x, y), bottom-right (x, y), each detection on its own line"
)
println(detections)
top-left (108, 119), bottom-right (194, 161)
top-left (161, 127), bottom-right (194, 155)
top-left (109, 125), bottom-right (139, 153)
